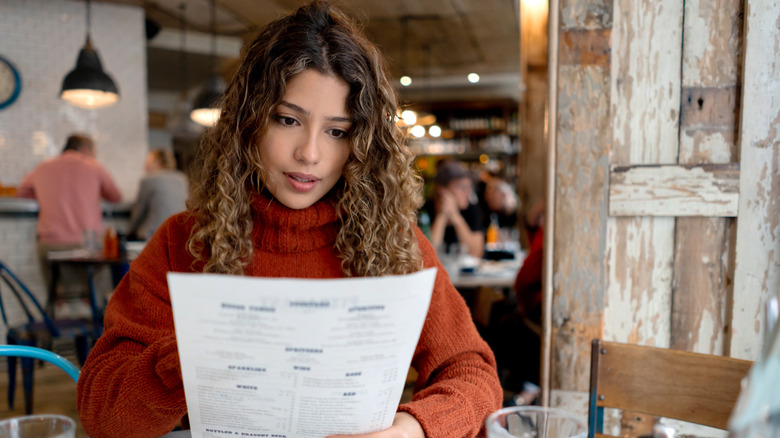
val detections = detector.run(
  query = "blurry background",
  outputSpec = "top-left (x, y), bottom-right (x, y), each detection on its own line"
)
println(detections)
top-left (95, 0), bottom-right (548, 222)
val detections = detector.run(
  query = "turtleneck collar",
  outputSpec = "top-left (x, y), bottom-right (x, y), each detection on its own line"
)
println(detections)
top-left (250, 190), bottom-right (340, 253)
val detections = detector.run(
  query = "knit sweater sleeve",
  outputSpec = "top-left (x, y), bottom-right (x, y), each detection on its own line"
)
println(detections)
top-left (397, 228), bottom-right (503, 438)
top-left (77, 215), bottom-right (190, 438)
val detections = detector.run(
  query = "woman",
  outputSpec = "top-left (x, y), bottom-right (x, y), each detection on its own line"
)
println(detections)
top-left (426, 160), bottom-right (485, 258)
top-left (127, 149), bottom-right (189, 241)
top-left (76, 2), bottom-right (502, 437)
top-left (482, 176), bottom-right (518, 230)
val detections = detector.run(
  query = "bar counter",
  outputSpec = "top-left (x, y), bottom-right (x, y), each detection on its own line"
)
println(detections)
top-left (0, 197), bottom-right (134, 315)
top-left (0, 197), bottom-right (132, 217)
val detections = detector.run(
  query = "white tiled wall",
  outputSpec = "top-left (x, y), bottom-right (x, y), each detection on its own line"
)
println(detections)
top-left (0, 0), bottom-right (148, 341)
top-left (0, 0), bottom-right (148, 200)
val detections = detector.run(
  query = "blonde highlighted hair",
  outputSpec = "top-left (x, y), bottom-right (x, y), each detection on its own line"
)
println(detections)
top-left (187, 0), bottom-right (423, 276)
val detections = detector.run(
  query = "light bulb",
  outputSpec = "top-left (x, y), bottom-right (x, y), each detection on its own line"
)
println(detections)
top-left (190, 108), bottom-right (220, 127)
top-left (401, 110), bottom-right (417, 125)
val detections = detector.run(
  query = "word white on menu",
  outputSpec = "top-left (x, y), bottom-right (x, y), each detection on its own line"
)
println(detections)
top-left (167, 268), bottom-right (437, 438)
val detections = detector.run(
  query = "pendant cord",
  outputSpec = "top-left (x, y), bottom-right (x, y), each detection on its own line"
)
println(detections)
top-left (85, 0), bottom-right (92, 46)
top-left (210, 0), bottom-right (217, 73)
top-left (179, 2), bottom-right (188, 93)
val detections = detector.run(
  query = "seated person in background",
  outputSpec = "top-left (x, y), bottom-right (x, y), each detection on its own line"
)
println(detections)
top-left (127, 149), bottom-right (189, 241)
top-left (514, 216), bottom-right (544, 325)
top-left (512, 198), bottom-right (546, 326)
top-left (425, 160), bottom-right (485, 258)
top-left (484, 198), bottom-right (545, 403)
top-left (17, 133), bottom-right (122, 294)
top-left (482, 177), bottom-right (518, 230)
top-left (76, 2), bottom-right (502, 437)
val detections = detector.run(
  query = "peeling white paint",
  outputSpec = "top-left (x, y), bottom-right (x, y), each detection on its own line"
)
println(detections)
top-left (730, 0), bottom-right (780, 361)
top-left (604, 216), bottom-right (674, 347)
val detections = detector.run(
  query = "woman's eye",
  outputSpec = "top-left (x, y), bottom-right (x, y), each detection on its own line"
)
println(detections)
top-left (276, 115), bottom-right (298, 126)
top-left (328, 129), bottom-right (349, 139)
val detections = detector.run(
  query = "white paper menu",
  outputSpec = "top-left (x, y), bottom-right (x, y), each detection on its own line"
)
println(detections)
top-left (167, 268), bottom-right (436, 438)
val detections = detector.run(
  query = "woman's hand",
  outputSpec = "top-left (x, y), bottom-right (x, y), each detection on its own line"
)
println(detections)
top-left (327, 412), bottom-right (425, 438)
top-left (436, 189), bottom-right (460, 223)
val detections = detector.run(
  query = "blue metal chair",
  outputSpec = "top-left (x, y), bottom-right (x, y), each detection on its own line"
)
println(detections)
top-left (0, 259), bottom-right (94, 414)
top-left (0, 344), bottom-right (79, 382)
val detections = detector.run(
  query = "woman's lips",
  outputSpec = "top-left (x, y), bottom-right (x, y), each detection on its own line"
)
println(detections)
top-left (285, 172), bottom-right (319, 193)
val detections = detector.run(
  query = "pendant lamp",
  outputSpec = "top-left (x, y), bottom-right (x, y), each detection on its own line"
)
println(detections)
top-left (60, 0), bottom-right (120, 109)
top-left (399, 17), bottom-right (412, 87)
top-left (190, 0), bottom-right (224, 127)
top-left (167, 2), bottom-right (203, 137)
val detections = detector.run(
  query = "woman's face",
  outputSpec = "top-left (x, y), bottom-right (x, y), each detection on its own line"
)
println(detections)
top-left (485, 183), bottom-right (504, 211)
top-left (446, 177), bottom-right (473, 210)
top-left (144, 152), bottom-right (159, 173)
top-left (258, 69), bottom-right (353, 210)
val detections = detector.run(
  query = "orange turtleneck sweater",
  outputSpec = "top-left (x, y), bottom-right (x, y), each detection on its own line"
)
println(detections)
top-left (77, 192), bottom-right (502, 438)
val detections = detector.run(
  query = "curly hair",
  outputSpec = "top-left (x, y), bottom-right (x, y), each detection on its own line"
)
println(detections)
top-left (187, 0), bottom-right (424, 277)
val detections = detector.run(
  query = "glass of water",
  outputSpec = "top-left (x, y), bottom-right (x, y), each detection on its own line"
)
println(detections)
top-left (486, 406), bottom-right (587, 438)
top-left (0, 415), bottom-right (76, 438)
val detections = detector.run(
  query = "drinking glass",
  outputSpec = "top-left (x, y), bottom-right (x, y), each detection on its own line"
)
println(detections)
top-left (486, 406), bottom-right (587, 438)
top-left (436, 242), bottom-right (461, 276)
top-left (82, 229), bottom-right (100, 255)
top-left (0, 414), bottom-right (76, 438)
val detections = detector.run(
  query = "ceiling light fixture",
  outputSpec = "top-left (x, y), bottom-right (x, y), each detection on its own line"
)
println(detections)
top-left (60, 0), bottom-right (120, 109)
top-left (467, 73), bottom-right (480, 83)
top-left (190, 0), bottom-right (225, 127)
top-left (398, 16), bottom-right (413, 87)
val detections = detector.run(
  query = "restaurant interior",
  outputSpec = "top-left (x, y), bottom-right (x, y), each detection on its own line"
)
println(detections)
top-left (0, 0), bottom-right (778, 437)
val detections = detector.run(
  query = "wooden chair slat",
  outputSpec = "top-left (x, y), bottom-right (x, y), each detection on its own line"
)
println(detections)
top-left (588, 339), bottom-right (752, 435)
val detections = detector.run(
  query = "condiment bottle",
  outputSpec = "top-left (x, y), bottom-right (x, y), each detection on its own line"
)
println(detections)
top-left (486, 213), bottom-right (500, 247)
top-left (103, 226), bottom-right (119, 259)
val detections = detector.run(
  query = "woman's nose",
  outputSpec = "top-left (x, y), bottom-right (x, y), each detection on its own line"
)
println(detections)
top-left (293, 131), bottom-right (321, 164)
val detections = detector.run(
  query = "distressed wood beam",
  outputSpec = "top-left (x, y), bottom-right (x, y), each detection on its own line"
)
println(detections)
top-left (729, 0), bottom-right (780, 360)
top-left (609, 163), bottom-right (740, 217)
top-left (672, 0), bottom-right (743, 358)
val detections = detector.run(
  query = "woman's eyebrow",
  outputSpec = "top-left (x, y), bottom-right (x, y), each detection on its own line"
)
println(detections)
top-left (279, 101), bottom-right (352, 123)
top-left (279, 101), bottom-right (307, 114)
top-left (327, 115), bottom-right (352, 123)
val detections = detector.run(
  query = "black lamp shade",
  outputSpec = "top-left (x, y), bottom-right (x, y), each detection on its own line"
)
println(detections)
top-left (61, 43), bottom-right (120, 109)
top-left (190, 74), bottom-right (225, 126)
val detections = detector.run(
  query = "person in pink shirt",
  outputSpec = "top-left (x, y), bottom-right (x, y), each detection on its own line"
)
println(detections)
top-left (18, 133), bottom-right (122, 289)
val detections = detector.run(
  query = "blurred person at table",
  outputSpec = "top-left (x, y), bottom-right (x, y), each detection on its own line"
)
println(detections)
top-left (127, 149), bottom-right (189, 241)
top-left (513, 198), bottom-right (545, 326)
top-left (481, 176), bottom-right (518, 231)
top-left (76, 2), bottom-right (502, 438)
top-left (485, 198), bottom-right (545, 400)
top-left (425, 160), bottom-right (485, 258)
top-left (17, 133), bottom-right (122, 285)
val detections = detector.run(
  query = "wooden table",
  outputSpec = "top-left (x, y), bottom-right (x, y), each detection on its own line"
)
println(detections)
top-left (447, 257), bottom-right (524, 289)
top-left (46, 249), bottom-right (132, 336)
top-left (445, 256), bottom-right (525, 328)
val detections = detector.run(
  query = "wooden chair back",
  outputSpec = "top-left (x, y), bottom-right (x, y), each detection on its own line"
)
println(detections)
top-left (588, 339), bottom-right (752, 437)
